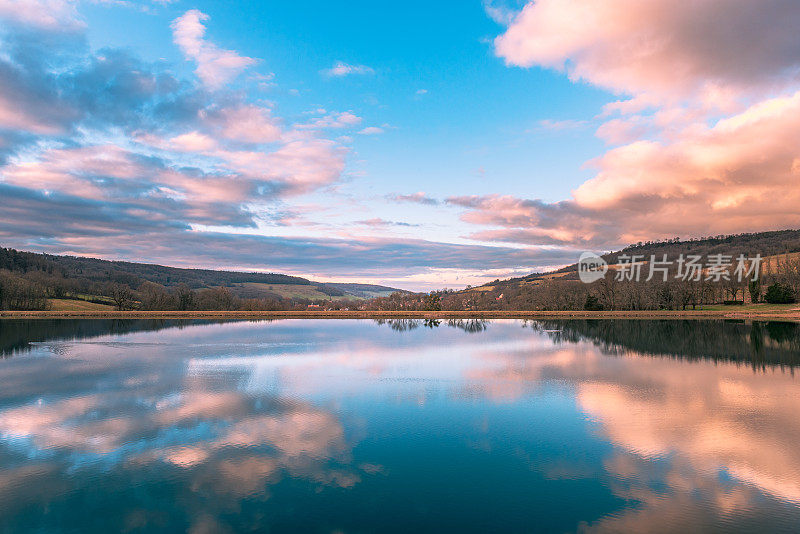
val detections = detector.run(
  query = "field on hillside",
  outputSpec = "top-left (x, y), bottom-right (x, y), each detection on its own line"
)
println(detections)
top-left (466, 286), bottom-right (495, 292)
top-left (324, 283), bottom-right (400, 299)
top-left (232, 283), bottom-right (349, 301)
top-left (761, 251), bottom-right (800, 270)
top-left (48, 298), bottom-right (116, 311)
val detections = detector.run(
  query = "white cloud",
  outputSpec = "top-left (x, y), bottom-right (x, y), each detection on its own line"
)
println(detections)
top-left (321, 61), bottom-right (374, 78)
top-left (482, 0), bottom-right (519, 25)
top-left (299, 111), bottom-right (362, 130)
top-left (358, 126), bottom-right (383, 135)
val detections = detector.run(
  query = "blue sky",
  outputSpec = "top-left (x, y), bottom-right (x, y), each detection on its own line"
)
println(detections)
top-left (2, 0), bottom-right (800, 289)
top-left (80, 0), bottom-right (608, 200)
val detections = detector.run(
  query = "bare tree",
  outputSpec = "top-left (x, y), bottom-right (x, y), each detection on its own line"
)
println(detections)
top-left (596, 276), bottom-right (618, 311)
top-left (107, 283), bottom-right (134, 310)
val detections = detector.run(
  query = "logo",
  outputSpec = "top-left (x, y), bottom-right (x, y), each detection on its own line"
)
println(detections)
top-left (578, 252), bottom-right (608, 283)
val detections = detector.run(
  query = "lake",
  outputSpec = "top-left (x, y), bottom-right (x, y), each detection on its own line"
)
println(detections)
top-left (1, 318), bottom-right (799, 533)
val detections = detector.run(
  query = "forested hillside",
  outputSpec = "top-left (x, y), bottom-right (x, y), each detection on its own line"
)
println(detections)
top-left (365, 230), bottom-right (800, 312)
top-left (554, 229), bottom-right (800, 275)
top-left (0, 248), bottom-right (310, 287)
top-left (0, 247), bottom-right (401, 310)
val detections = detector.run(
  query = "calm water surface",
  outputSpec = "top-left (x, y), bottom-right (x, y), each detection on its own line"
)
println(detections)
top-left (1, 318), bottom-right (799, 533)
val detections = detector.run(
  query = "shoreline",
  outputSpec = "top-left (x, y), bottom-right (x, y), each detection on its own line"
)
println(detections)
top-left (2, 309), bottom-right (800, 321)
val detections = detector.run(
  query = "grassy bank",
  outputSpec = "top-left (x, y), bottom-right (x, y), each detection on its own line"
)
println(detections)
top-left (2, 304), bottom-right (800, 321)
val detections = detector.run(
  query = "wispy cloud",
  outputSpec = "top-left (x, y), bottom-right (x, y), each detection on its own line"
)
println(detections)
top-left (482, 0), bottom-right (521, 25)
top-left (355, 218), bottom-right (419, 228)
top-left (321, 61), bottom-right (374, 78)
top-left (535, 119), bottom-right (588, 132)
top-left (299, 111), bottom-right (362, 130)
top-left (387, 192), bottom-right (439, 206)
top-left (357, 126), bottom-right (384, 135)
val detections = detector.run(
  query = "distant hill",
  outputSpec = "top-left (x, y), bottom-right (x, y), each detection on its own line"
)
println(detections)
top-left (0, 246), bottom-right (405, 304)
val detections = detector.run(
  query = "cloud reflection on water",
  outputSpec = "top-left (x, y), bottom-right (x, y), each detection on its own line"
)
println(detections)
top-left (0, 319), bottom-right (798, 531)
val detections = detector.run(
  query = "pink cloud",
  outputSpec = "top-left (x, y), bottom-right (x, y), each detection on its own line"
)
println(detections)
top-left (448, 195), bottom-right (606, 246)
top-left (595, 117), bottom-right (650, 145)
top-left (454, 91), bottom-right (800, 248)
top-left (132, 118), bottom-right (347, 198)
top-left (576, 91), bottom-right (800, 220)
top-left (169, 131), bottom-right (218, 152)
top-left (0, 94), bottom-right (67, 135)
top-left (1, 144), bottom-right (258, 223)
top-left (261, 137), bottom-right (348, 189)
top-left (0, 0), bottom-right (82, 30)
top-left (467, 1), bottom-right (800, 249)
top-left (203, 104), bottom-right (282, 144)
top-left (495, 0), bottom-right (800, 106)
top-left (3, 145), bottom-right (147, 195)
top-left (171, 10), bottom-right (257, 90)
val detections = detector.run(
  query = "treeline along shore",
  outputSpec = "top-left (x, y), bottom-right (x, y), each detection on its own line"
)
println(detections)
top-left (3, 309), bottom-right (800, 322)
top-left (3, 229), bottom-right (800, 315)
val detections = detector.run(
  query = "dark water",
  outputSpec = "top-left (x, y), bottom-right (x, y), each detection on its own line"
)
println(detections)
top-left (1, 319), bottom-right (799, 533)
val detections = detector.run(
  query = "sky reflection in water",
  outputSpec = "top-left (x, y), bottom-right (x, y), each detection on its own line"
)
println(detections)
top-left (0, 319), bottom-right (799, 533)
